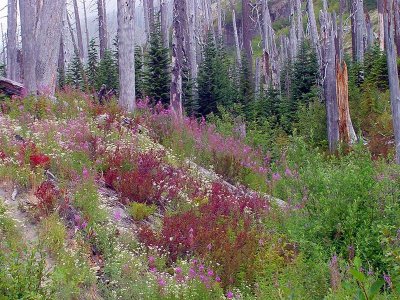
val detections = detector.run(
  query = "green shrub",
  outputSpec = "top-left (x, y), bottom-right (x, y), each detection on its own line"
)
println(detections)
top-left (128, 202), bottom-right (157, 221)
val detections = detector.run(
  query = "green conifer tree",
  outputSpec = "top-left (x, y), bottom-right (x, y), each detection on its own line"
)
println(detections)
top-left (143, 17), bottom-right (170, 106)
top-left (135, 46), bottom-right (145, 99)
top-left (96, 49), bottom-right (119, 91)
top-left (66, 51), bottom-right (84, 90)
top-left (86, 39), bottom-right (99, 89)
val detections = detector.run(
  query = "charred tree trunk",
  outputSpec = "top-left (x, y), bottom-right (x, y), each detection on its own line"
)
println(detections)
top-left (170, 0), bottom-right (188, 118)
top-left (73, 0), bottom-right (85, 61)
top-left (6, 0), bottom-right (18, 81)
top-left (98, 0), bottom-right (107, 59)
top-left (383, 0), bottom-right (400, 163)
top-left (117, 0), bottom-right (136, 112)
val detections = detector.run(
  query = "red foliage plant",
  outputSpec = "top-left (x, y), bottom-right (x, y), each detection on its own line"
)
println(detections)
top-left (138, 182), bottom-right (270, 286)
top-left (34, 180), bottom-right (60, 216)
top-left (0, 150), bottom-right (6, 160)
top-left (29, 153), bottom-right (51, 169)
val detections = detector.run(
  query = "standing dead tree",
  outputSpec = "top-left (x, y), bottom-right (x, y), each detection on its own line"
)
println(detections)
top-left (6, 0), bottom-right (18, 81)
top-left (73, 0), bottom-right (85, 61)
top-left (19, 0), bottom-right (66, 95)
top-left (170, 0), bottom-right (188, 118)
top-left (383, 0), bottom-right (400, 163)
top-left (98, 0), bottom-right (108, 59)
top-left (117, 0), bottom-right (136, 112)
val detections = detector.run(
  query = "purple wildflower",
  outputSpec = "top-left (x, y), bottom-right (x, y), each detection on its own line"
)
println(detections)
top-left (226, 291), bottom-right (234, 299)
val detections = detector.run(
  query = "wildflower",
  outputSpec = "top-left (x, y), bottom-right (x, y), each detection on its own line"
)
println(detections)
top-left (207, 269), bottom-right (214, 277)
top-left (384, 273), bottom-right (393, 288)
top-left (114, 209), bottom-right (122, 221)
top-left (272, 172), bottom-right (281, 181)
top-left (215, 276), bottom-right (221, 283)
top-left (285, 168), bottom-right (293, 177)
top-left (82, 167), bottom-right (90, 180)
top-left (207, 243), bottom-right (212, 251)
top-left (158, 277), bottom-right (166, 288)
top-left (226, 291), bottom-right (234, 299)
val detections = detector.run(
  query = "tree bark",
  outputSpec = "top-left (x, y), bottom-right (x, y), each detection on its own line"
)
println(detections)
top-left (307, 0), bottom-right (322, 69)
top-left (161, 0), bottom-right (169, 47)
top-left (73, 0), bottom-right (85, 61)
top-left (365, 11), bottom-right (374, 50)
top-left (383, 0), bottom-right (400, 163)
top-left (242, 0), bottom-right (253, 76)
top-left (378, 0), bottom-right (385, 51)
top-left (19, 0), bottom-right (38, 93)
top-left (170, 0), bottom-right (188, 118)
top-left (83, 0), bottom-right (90, 57)
top-left (232, 8), bottom-right (242, 68)
top-left (98, 0), bottom-right (107, 59)
top-left (117, 0), bottom-right (136, 112)
top-left (321, 9), bottom-right (339, 152)
top-left (217, 0), bottom-right (223, 37)
top-left (67, 12), bottom-right (81, 58)
top-left (394, 0), bottom-right (400, 56)
top-left (187, 0), bottom-right (198, 80)
top-left (351, 0), bottom-right (365, 62)
top-left (295, 0), bottom-right (303, 44)
top-left (6, 0), bottom-right (18, 81)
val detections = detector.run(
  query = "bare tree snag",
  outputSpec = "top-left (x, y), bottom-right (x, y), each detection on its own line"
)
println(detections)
top-left (351, 0), bottom-right (365, 62)
top-left (20, 0), bottom-right (65, 95)
top-left (117, 0), bottom-right (136, 112)
top-left (98, 0), bottom-right (107, 59)
top-left (232, 8), bottom-right (242, 68)
top-left (365, 11), bottom-right (374, 50)
top-left (19, 0), bottom-right (38, 93)
top-left (217, 0), bottom-right (223, 37)
top-left (336, 61), bottom-right (357, 143)
top-left (394, 0), bottom-right (400, 56)
top-left (161, 0), bottom-right (169, 47)
top-left (187, 0), bottom-right (198, 81)
top-left (383, 0), bottom-right (400, 163)
top-left (242, 0), bottom-right (253, 75)
top-left (307, 0), bottom-right (322, 69)
top-left (170, 0), bottom-right (188, 118)
top-left (73, 0), bottom-right (85, 61)
top-left (378, 0), bottom-right (385, 51)
top-left (321, 9), bottom-right (340, 152)
top-left (6, 0), bottom-right (18, 81)
top-left (83, 0), bottom-right (90, 56)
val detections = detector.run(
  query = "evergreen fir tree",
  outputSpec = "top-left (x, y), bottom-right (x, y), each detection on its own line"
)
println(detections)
top-left (96, 49), bottom-right (119, 91)
top-left (143, 17), bottom-right (170, 106)
top-left (66, 51), bottom-right (84, 90)
top-left (86, 39), bottom-right (99, 89)
top-left (238, 54), bottom-right (254, 119)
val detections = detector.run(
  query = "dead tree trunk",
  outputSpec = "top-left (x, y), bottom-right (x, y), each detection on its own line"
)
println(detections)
top-left (73, 0), bottom-right (85, 61)
top-left (161, 0), bottom-right (169, 47)
top-left (58, 35), bottom-right (66, 88)
top-left (336, 61), bottom-right (357, 143)
top-left (242, 0), bottom-right (253, 76)
top-left (321, 9), bottom-right (339, 152)
top-left (20, 0), bottom-right (65, 95)
top-left (170, 0), bottom-right (188, 118)
top-left (148, 0), bottom-right (155, 34)
top-left (365, 11), bottom-right (374, 50)
top-left (98, 0), bottom-right (107, 59)
top-left (117, 0), bottom-right (136, 112)
top-left (383, 0), bottom-right (400, 163)
top-left (307, 0), bottom-right (322, 69)
top-left (394, 0), bottom-right (400, 56)
top-left (232, 8), bottom-right (242, 68)
top-left (67, 12), bottom-right (81, 58)
top-left (103, 0), bottom-right (109, 47)
top-left (351, 0), bottom-right (365, 62)
top-left (6, 0), bottom-right (18, 81)
top-left (378, 0), bottom-right (385, 51)
top-left (217, 0), bottom-right (223, 37)
top-left (295, 0), bottom-right (303, 43)
top-left (19, 0), bottom-right (38, 93)
top-left (261, 0), bottom-right (279, 89)
top-left (83, 0), bottom-right (90, 57)
top-left (187, 0), bottom-right (198, 80)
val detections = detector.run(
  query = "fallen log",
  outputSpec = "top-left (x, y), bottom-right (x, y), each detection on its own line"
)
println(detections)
top-left (0, 76), bottom-right (24, 96)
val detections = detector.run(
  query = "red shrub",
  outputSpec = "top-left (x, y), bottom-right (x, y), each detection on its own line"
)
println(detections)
top-left (29, 153), bottom-right (51, 169)
top-left (34, 180), bottom-right (60, 215)
top-left (0, 150), bottom-right (6, 160)
top-left (139, 182), bottom-right (270, 286)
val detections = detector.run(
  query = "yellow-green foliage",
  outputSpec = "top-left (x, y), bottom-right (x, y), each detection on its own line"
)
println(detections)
top-left (128, 202), bottom-right (157, 221)
top-left (39, 213), bottom-right (66, 257)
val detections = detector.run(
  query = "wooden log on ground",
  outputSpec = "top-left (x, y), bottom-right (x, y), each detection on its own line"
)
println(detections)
top-left (0, 76), bottom-right (24, 96)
